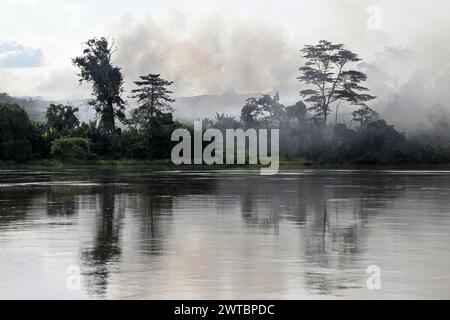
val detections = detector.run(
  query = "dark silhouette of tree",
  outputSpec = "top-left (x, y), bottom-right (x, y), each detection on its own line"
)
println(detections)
top-left (130, 74), bottom-right (175, 127)
top-left (285, 101), bottom-right (308, 121)
top-left (81, 187), bottom-right (123, 296)
top-left (202, 117), bottom-right (214, 129)
top-left (259, 92), bottom-right (285, 127)
top-left (214, 113), bottom-right (239, 131)
top-left (72, 37), bottom-right (125, 134)
top-left (282, 101), bottom-right (310, 152)
top-left (0, 102), bottom-right (34, 162)
top-left (241, 97), bottom-right (264, 129)
top-left (129, 74), bottom-right (177, 159)
top-left (46, 104), bottom-right (79, 135)
top-left (240, 93), bottom-right (284, 129)
top-left (298, 40), bottom-right (376, 124)
top-left (352, 105), bottom-right (378, 127)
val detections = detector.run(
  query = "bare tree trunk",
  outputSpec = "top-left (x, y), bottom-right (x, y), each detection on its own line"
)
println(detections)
top-left (335, 102), bottom-right (341, 125)
top-left (108, 103), bottom-right (115, 133)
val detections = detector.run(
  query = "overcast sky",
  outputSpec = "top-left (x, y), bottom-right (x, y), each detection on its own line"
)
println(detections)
top-left (1, 0), bottom-right (450, 123)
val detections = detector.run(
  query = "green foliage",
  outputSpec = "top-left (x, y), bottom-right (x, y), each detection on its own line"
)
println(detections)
top-left (146, 112), bottom-right (182, 159)
top-left (46, 104), bottom-right (79, 135)
top-left (114, 129), bottom-right (150, 159)
top-left (0, 102), bottom-right (34, 162)
top-left (31, 121), bottom-right (55, 159)
top-left (50, 137), bottom-right (91, 160)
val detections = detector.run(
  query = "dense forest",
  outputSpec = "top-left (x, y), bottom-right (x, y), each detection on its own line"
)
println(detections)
top-left (1, 38), bottom-right (450, 165)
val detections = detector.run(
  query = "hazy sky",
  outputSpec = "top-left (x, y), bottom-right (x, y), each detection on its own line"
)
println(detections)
top-left (1, 0), bottom-right (450, 122)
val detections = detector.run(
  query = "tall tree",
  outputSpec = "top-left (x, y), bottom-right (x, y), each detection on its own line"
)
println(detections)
top-left (130, 74), bottom-right (175, 127)
top-left (72, 37), bottom-right (125, 134)
top-left (298, 40), bottom-right (375, 125)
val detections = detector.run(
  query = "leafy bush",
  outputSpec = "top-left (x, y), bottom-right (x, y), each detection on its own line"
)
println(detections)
top-left (50, 137), bottom-right (91, 160)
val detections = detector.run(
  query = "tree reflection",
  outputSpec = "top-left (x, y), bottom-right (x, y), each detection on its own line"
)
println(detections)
top-left (79, 171), bottom-right (217, 296)
top-left (45, 188), bottom-right (80, 216)
top-left (134, 193), bottom-right (173, 255)
top-left (5, 168), bottom-right (450, 298)
top-left (81, 187), bottom-right (124, 296)
top-left (0, 190), bottom-right (35, 225)
top-left (222, 171), bottom-right (405, 295)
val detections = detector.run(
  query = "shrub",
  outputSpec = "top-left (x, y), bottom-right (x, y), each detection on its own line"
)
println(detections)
top-left (50, 137), bottom-right (91, 160)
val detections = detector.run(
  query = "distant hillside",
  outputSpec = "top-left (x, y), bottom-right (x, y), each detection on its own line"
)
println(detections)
top-left (0, 92), bottom-right (55, 122)
top-left (174, 91), bottom-right (259, 121)
top-left (0, 92), bottom-right (94, 123)
top-left (1, 91), bottom-right (270, 124)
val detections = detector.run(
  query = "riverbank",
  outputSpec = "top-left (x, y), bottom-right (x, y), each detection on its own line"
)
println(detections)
top-left (1, 158), bottom-right (450, 171)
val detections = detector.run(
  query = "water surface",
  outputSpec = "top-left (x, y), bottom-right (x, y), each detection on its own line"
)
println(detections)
top-left (1, 167), bottom-right (450, 299)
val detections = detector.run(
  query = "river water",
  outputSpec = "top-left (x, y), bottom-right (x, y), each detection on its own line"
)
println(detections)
top-left (0, 167), bottom-right (450, 299)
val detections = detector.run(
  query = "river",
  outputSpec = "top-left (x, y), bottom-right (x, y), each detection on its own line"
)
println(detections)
top-left (1, 167), bottom-right (449, 299)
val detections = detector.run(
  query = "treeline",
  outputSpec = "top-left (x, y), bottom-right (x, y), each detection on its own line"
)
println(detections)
top-left (203, 93), bottom-right (450, 165)
top-left (1, 37), bottom-right (185, 163)
top-left (0, 100), bottom-right (184, 162)
top-left (1, 38), bottom-right (450, 165)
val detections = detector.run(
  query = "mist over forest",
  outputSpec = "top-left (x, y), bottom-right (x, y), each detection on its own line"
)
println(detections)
top-left (2, 42), bottom-right (450, 140)
top-left (3, 1), bottom-right (450, 137)
top-left (3, 0), bottom-right (450, 166)
top-left (2, 35), bottom-right (450, 166)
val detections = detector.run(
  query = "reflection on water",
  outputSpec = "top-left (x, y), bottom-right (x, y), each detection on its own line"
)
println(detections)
top-left (1, 168), bottom-right (450, 299)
